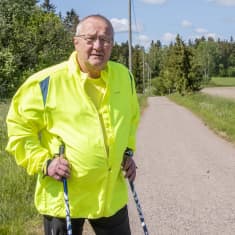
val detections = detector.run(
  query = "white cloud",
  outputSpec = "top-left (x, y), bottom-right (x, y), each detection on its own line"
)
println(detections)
top-left (205, 33), bottom-right (218, 39)
top-left (208, 0), bottom-right (235, 6)
top-left (141, 0), bottom-right (167, 5)
top-left (191, 32), bottom-right (218, 41)
top-left (195, 27), bottom-right (208, 33)
top-left (111, 18), bottom-right (143, 33)
top-left (111, 18), bottom-right (129, 32)
top-left (193, 27), bottom-right (218, 40)
top-left (136, 34), bottom-right (151, 47)
top-left (181, 20), bottom-right (192, 28)
top-left (162, 32), bottom-right (176, 44)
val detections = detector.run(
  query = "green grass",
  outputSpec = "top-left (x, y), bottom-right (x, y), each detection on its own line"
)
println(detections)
top-left (207, 77), bottom-right (235, 87)
top-left (169, 92), bottom-right (235, 143)
top-left (138, 93), bottom-right (148, 113)
top-left (0, 101), bottom-right (42, 234)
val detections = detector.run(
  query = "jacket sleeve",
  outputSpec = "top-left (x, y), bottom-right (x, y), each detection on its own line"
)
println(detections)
top-left (5, 79), bottom-right (49, 175)
top-left (127, 73), bottom-right (140, 151)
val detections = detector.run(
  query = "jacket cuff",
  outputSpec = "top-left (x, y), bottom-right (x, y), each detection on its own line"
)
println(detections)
top-left (42, 159), bottom-right (52, 177)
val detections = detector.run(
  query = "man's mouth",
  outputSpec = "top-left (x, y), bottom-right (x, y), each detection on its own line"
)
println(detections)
top-left (91, 53), bottom-right (103, 57)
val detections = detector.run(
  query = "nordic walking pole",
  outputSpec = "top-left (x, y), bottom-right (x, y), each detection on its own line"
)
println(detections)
top-left (59, 144), bottom-right (72, 235)
top-left (124, 150), bottom-right (149, 235)
top-left (129, 180), bottom-right (149, 235)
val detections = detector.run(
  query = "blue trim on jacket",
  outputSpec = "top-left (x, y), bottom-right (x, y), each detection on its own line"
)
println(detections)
top-left (40, 76), bottom-right (50, 106)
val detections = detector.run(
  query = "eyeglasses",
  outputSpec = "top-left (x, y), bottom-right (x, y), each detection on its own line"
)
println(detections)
top-left (76, 34), bottom-right (113, 46)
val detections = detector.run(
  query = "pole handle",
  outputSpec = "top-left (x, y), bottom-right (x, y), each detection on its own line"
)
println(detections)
top-left (59, 144), bottom-right (65, 156)
top-left (59, 143), bottom-right (72, 235)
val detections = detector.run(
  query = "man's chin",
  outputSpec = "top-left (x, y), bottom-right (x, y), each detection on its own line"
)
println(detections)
top-left (89, 61), bottom-right (105, 70)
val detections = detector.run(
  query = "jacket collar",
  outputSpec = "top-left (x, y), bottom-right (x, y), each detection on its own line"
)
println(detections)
top-left (68, 51), bottom-right (109, 84)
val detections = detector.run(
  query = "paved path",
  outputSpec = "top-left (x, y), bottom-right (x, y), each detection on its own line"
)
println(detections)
top-left (201, 87), bottom-right (235, 100)
top-left (128, 96), bottom-right (235, 235)
top-left (84, 96), bottom-right (235, 235)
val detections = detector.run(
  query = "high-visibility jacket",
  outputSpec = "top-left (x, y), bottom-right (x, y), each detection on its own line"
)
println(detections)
top-left (6, 51), bottom-right (140, 218)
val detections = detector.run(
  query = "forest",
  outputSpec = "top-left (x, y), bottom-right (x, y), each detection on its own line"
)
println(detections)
top-left (1, 0), bottom-right (235, 98)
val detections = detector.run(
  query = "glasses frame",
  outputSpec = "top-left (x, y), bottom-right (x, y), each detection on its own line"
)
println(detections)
top-left (76, 34), bottom-right (113, 46)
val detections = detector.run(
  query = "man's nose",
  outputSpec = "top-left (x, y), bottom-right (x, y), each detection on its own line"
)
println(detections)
top-left (93, 38), bottom-right (104, 48)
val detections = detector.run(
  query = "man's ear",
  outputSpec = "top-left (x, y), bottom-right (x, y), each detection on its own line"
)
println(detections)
top-left (73, 37), bottom-right (79, 46)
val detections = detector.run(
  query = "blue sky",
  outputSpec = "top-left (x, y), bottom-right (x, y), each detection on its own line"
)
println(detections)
top-left (41, 0), bottom-right (235, 47)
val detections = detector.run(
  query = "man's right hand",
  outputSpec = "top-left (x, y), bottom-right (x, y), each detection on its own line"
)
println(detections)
top-left (47, 156), bottom-right (71, 181)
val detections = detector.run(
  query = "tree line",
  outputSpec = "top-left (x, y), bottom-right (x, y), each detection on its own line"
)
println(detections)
top-left (0, 0), bottom-right (77, 97)
top-left (1, 0), bottom-right (235, 98)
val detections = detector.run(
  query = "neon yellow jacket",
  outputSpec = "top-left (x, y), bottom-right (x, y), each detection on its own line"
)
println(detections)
top-left (6, 51), bottom-right (140, 218)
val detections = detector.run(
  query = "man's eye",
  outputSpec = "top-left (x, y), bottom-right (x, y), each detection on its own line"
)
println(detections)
top-left (85, 37), bottom-right (95, 42)
top-left (100, 38), bottom-right (108, 43)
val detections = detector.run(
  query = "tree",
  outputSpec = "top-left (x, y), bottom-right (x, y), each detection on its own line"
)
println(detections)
top-left (0, 0), bottom-right (38, 96)
top-left (63, 9), bottom-right (79, 34)
top-left (110, 41), bottom-right (129, 66)
top-left (0, 49), bottom-right (17, 97)
top-left (132, 45), bottom-right (144, 93)
top-left (155, 34), bottom-right (204, 95)
top-left (193, 39), bottom-right (219, 81)
top-left (147, 40), bottom-right (162, 77)
top-left (0, 0), bottom-right (74, 97)
top-left (30, 11), bottom-right (73, 70)
top-left (41, 0), bottom-right (56, 13)
top-left (159, 35), bottom-right (191, 94)
top-left (188, 48), bottom-right (204, 91)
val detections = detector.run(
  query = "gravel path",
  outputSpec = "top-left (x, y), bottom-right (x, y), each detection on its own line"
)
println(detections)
top-left (128, 96), bottom-right (235, 235)
top-left (84, 94), bottom-right (235, 235)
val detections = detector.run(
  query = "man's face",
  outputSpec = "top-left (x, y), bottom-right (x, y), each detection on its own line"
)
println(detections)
top-left (74, 17), bottom-right (113, 76)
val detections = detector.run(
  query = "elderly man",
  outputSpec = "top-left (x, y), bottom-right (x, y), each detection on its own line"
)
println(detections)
top-left (6, 14), bottom-right (140, 235)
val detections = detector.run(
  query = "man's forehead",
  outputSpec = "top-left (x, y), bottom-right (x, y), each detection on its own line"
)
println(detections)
top-left (80, 19), bottom-right (111, 34)
top-left (82, 17), bottom-right (109, 27)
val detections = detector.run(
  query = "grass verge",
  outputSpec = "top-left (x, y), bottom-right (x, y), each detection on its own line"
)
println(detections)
top-left (207, 77), bottom-right (235, 87)
top-left (0, 100), bottom-right (41, 234)
top-left (138, 93), bottom-right (148, 113)
top-left (168, 92), bottom-right (235, 144)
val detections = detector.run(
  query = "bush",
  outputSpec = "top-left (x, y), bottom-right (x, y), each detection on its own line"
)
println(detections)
top-left (227, 67), bottom-right (235, 77)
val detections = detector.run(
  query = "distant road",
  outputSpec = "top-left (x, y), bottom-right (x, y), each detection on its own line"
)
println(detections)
top-left (201, 87), bottom-right (235, 99)
top-left (128, 96), bottom-right (235, 235)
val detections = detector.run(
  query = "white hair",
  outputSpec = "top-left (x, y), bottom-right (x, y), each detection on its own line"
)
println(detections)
top-left (75, 14), bottom-right (114, 40)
